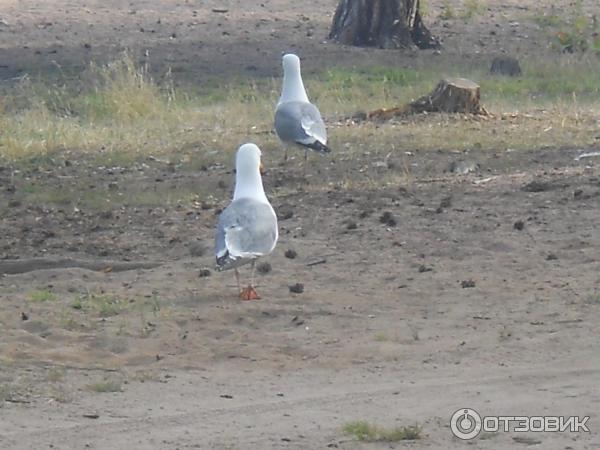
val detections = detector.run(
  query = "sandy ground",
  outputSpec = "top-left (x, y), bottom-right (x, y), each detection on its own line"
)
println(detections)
top-left (1, 0), bottom-right (596, 83)
top-left (1, 1), bottom-right (600, 449)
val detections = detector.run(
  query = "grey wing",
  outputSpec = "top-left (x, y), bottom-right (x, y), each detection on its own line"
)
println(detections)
top-left (215, 198), bottom-right (278, 270)
top-left (275, 101), bottom-right (327, 146)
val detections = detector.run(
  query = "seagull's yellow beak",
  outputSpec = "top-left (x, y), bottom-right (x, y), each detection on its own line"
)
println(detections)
top-left (259, 161), bottom-right (266, 176)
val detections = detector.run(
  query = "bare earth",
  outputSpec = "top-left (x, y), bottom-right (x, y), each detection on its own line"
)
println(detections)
top-left (1, 1), bottom-right (600, 449)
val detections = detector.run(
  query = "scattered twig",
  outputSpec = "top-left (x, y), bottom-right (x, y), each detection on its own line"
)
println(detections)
top-left (306, 258), bottom-right (327, 267)
top-left (4, 398), bottom-right (31, 404)
top-left (574, 151), bottom-right (600, 161)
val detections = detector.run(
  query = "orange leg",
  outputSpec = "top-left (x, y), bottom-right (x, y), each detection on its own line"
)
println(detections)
top-left (234, 268), bottom-right (241, 293)
top-left (303, 149), bottom-right (308, 178)
top-left (238, 261), bottom-right (261, 301)
top-left (239, 285), bottom-right (261, 301)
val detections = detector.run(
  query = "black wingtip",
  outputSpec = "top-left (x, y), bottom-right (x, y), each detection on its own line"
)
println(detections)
top-left (303, 140), bottom-right (332, 155)
top-left (215, 252), bottom-right (231, 271)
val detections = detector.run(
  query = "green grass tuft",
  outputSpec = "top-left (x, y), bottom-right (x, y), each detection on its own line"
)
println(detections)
top-left (46, 367), bottom-right (66, 382)
top-left (343, 420), bottom-right (422, 442)
top-left (462, 0), bottom-right (486, 21)
top-left (75, 291), bottom-right (125, 317)
top-left (27, 290), bottom-right (57, 302)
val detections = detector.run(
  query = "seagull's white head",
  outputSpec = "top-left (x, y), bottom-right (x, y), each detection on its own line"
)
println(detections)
top-left (282, 53), bottom-right (301, 75)
top-left (236, 143), bottom-right (261, 174)
top-left (233, 143), bottom-right (268, 203)
top-left (279, 53), bottom-right (309, 105)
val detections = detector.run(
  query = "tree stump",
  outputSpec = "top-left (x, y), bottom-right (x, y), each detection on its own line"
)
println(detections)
top-left (362, 78), bottom-right (489, 121)
top-left (328, 0), bottom-right (440, 49)
top-left (409, 78), bottom-right (487, 114)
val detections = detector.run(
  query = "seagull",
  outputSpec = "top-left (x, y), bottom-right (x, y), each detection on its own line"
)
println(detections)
top-left (215, 143), bottom-right (278, 300)
top-left (275, 53), bottom-right (331, 175)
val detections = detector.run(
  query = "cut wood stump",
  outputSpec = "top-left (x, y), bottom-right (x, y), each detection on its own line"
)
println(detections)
top-left (410, 78), bottom-right (487, 114)
top-left (364, 77), bottom-right (489, 121)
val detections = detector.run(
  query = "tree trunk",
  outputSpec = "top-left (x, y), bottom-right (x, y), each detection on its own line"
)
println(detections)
top-left (329, 0), bottom-right (439, 49)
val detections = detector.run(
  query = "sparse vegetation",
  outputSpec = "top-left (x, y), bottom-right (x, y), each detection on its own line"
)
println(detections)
top-left (375, 332), bottom-right (389, 342)
top-left (440, 1), bottom-right (455, 20)
top-left (462, 0), bottom-right (486, 21)
top-left (48, 385), bottom-right (72, 403)
top-left (1, 52), bottom-right (600, 170)
top-left (27, 289), bottom-right (57, 302)
top-left (530, 2), bottom-right (599, 54)
top-left (87, 377), bottom-right (123, 393)
top-left (0, 384), bottom-right (11, 402)
top-left (584, 292), bottom-right (600, 305)
top-left (343, 421), bottom-right (422, 442)
top-left (46, 367), bottom-right (66, 382)
top-left (75, 291), bottom-right (125, 317)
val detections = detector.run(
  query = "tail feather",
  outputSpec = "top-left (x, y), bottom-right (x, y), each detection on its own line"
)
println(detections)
top-left (301, 140), bottom-right (331, 155)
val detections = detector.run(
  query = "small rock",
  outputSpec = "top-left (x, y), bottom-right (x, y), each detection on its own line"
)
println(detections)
top-left (21, 312), bottom-right (29, 321)
top-left (291, 315), bottom-right (305, 326)
top-left (346, 221), bottom-right (358, 230)
top-left (439, 196), bottom-right (452, 209)
top-left (418, 265), bottom-right (433, 273)
top-left (447, 160), bottom-right (479, 175)
top-left (490, 56), bottom-right (522, 76)
top-left (284, 249), bottom-right (297, 259)
top-left (521, 181), bottom-right (553, 192)
top-left (256, 262), bottom-right (272, 274)
top-left (513, 220), bottom-right (524, 230)
top-left (546, 253), bottom-right (558, 261)
top-left (279, 207), bottom-right (294, 220)
top-left (512, 436), bottom-right (542, 445)
top-left (461, 279), bottom-right (476, 288)
top-left (289, 283), bottom-right (304, 294)
top-left (189, 242), bottom-right (205, 257)
top-left (198, 269), bottom-right (211, 277)
top-left (379, 211), bottom-right (396, 226)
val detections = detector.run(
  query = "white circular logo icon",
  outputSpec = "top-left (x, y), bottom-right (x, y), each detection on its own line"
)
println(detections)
top-left (450, 408), bottom-right (482, 440)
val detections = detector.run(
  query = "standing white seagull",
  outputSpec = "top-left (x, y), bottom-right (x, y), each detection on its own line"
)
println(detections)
top-left (275, 53), bottom-right (331, 174)
top-left (215, 143), bottom-right (278, 300)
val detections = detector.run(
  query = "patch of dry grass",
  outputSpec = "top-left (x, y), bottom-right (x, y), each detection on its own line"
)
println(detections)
top-left (0, 52), bottom-right (599, 167)
top-left (86, 376), bottom-right (123, 393)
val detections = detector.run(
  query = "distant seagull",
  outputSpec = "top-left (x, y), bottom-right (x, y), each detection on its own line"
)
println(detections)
top-left (275, 53), bottom-right (331, 175)
top-left (215, 143), bottom-right (278, 300)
